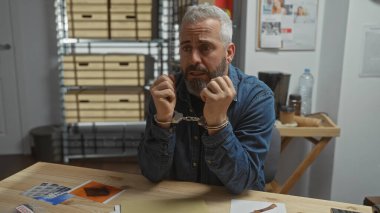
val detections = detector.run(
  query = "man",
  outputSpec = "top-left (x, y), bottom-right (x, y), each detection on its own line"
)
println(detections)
top-left (138, 3), bottom-right (275, 194)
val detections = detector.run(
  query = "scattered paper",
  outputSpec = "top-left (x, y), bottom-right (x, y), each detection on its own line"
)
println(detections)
top-left (230, 199), bottom-right (287, 213)
top-left (22, 182), bottom-right (73, 205)
top-left (69, 180), bottom-right (125, 204)
top-left (120, 198), bottom-right (209, 213)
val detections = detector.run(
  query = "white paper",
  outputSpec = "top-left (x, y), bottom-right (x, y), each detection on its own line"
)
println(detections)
top-left (283, 0), bottom-right (318, 50)
top-left (110, 205), bottom-right (121, 213)
top-left (260, 15), bottom-right (282, 48)
top-left (230, 199), bottom-right (287, 213)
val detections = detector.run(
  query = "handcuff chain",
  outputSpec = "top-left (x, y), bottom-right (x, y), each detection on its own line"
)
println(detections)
top-left (173, 111), bottom-right (206, 127)
top-left (182, 116), bottom-right (200, 122)
top-left (157, 111), bottom-right (227, 130)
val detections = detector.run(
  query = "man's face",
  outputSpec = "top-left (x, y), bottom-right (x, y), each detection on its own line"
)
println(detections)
top-left (184, 57), bottom-right (227, 97)
top-left (179, 18), bottom-right (233, 97)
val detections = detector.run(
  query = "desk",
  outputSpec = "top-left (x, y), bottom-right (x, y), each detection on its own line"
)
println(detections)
top-left (273, 113), bottom-right (340, 194)
top-left (0, 162), bottom-right (370, 213)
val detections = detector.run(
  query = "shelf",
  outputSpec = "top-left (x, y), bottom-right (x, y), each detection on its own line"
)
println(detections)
top-left (58, 38), bottom-right (167, 45)
top-left (277, 113), bottom-right (340, 137)
top-left (61, 85), bottom-right (147, 91)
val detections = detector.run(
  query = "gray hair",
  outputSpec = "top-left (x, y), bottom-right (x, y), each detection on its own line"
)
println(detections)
top-left (180, 3), bottom-right (233, 47)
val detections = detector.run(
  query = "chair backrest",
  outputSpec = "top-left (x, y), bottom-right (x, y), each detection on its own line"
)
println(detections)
top-left (264, 127), bottom-right (281, 183)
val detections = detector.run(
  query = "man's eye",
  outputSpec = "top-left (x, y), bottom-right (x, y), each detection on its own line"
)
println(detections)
top-left (181, 46), bottom-right (192, 52)
top-left (200, 45), bottom-right (212, 53)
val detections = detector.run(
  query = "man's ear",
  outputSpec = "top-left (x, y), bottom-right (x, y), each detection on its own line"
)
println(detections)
top-left (226, 43), bottom-right (235, 63)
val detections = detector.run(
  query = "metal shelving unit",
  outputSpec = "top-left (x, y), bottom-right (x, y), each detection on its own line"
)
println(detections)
top-left (54, 0), bottom-right (198, 163)
top-left (55, 0), bottom-right (166, 162)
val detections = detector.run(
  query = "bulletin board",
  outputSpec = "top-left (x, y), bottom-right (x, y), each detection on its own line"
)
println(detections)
top-left (257, 0), bottom-right (319, 50)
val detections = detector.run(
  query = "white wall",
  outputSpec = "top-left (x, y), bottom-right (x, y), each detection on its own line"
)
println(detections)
top-left (244, 1), bottom-right (325, 95)
top-left (11, 0), bottom-right (60, 153)
top-left (243, 0), bottom-right (327, 197)
top-left (308, 0), bottom-right (349, 200)
top-left (331, 0), bottom-right (380, 204)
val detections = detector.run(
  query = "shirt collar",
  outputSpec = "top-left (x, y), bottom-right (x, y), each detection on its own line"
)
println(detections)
top-left (228, 64), bottom-right (239, 102)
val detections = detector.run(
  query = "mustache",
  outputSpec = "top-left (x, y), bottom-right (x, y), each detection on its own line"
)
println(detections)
top-left (185, 64), bottom-right (209, 74)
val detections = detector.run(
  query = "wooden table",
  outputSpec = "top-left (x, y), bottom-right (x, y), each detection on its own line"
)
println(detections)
top-left (272, 113), bottom-right (340, 194)
top-left (0, 162), bottom-right (370, 213)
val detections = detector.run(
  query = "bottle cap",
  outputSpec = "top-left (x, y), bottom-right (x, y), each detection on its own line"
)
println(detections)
top-left (305, 68), bottom-right (310, 73)
top-left (289, 94), bottom-right (301, 100)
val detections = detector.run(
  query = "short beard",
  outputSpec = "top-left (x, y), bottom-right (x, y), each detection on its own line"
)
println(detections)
top-left (184, 57), bottom-right (227, 97)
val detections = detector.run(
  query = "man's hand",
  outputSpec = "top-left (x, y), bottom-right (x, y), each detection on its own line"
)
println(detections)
top-left (150, 75), bottom-right (176, 128)
top-left (200, 76), bottom-right (236, 133)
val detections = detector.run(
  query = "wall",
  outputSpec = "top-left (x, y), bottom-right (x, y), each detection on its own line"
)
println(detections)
top-left (243, 0), bottom-right (327, 197)
top-left (331, 0), bottom-right (380, 204)
top-left (308, 0), bottom-right (349, 200)
top-left (243, 1), bottom-right (325, 95)
top-left (11, 0), bottom-right (60, 153)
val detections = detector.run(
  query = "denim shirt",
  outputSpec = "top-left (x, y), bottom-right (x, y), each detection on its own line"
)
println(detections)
top-left (138, 65), bottom-right (275, 194)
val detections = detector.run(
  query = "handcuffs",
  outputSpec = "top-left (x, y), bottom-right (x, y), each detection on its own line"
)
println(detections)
top-left (154, 111), bottom-right (229, 130)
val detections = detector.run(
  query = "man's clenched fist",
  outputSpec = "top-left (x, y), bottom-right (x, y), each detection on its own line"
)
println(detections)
top-left (150, 75), bottom-right (176, 127)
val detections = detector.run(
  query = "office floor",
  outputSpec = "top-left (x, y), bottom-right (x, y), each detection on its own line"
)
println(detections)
top-left (0, 155), bottom-right (141, 181)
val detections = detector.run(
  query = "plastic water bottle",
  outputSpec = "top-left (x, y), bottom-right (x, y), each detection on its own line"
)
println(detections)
top-left (298, 68), bottom-right (314, 115)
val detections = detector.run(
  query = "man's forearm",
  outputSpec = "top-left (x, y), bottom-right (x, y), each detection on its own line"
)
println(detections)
top-left (138, 142), bottom-right (173, 182)
top-left (202, 124), bottom-right (263, 194)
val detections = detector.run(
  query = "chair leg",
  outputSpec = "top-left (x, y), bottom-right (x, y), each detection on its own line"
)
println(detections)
top-left (265, 180), bottom-right (281, 193)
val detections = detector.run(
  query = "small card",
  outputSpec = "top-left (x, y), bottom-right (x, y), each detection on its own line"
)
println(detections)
top-left (15, 204), bottom-right (34, 213)
top-left (69, 180), bottom-right (125, 204)
top-left (84, 186), bottom-right (110, 196)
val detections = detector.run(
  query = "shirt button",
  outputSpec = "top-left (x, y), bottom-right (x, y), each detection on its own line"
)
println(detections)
top-left (192, 162), bottom-right (197, 167)
top-left (193, 136), bottom-right (198, 140)
top-left (207, 160), bottom-right (212, 164)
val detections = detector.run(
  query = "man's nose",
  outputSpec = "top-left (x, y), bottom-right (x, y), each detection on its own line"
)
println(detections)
top-left (190, 49), bottom-right (201, 65)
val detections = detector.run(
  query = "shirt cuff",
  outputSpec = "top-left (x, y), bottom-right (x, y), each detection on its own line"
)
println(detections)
top-left (150, 118), bottom-right (176, 154)
top-left (151, 118), bottom-right (174, 138)
top-left (201, 122), bottom-right (232, 149)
